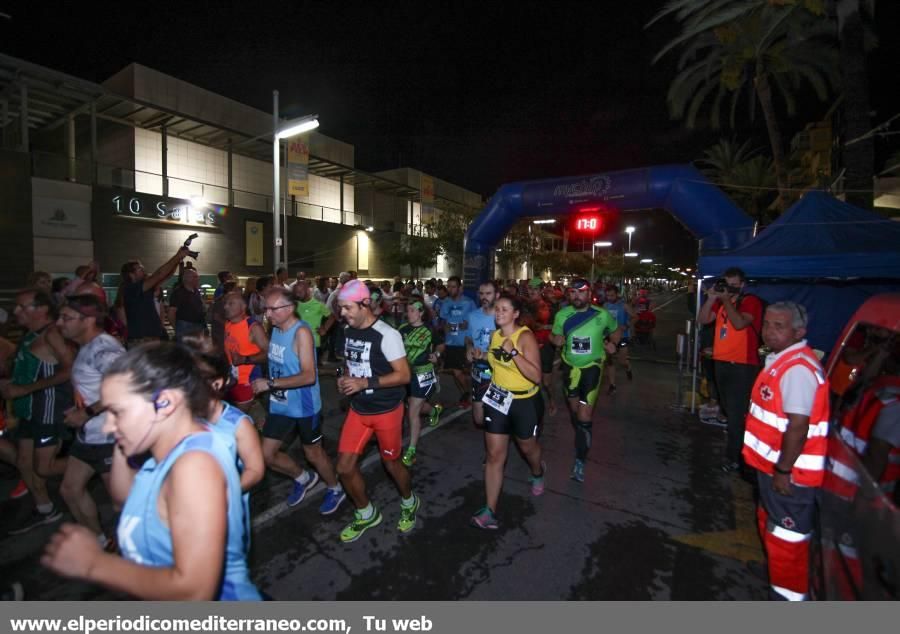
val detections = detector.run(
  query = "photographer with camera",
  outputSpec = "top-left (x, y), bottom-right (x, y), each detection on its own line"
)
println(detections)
top-left (119, 243), bottom-right (193, 347)
top-left (698, 267), bottom-right (764, 474)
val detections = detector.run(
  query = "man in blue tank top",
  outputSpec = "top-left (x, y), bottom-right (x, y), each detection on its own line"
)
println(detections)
top-left (465, 281), bottom-right (499, 427)
top-left (251, 287), bottom-right (345, 515)
top-left (603, 285), bottom-right (635, 394)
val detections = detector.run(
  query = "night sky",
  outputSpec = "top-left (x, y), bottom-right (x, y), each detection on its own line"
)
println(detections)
top-left (3, 1), bottom-right (899, 266)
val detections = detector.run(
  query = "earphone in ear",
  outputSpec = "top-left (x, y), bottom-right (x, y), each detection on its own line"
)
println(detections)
top-left (154, 399), bottom-right (170, 411)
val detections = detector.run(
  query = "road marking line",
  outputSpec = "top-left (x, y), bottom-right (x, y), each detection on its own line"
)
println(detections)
top-left (251, 406), bottom-right (470, 529)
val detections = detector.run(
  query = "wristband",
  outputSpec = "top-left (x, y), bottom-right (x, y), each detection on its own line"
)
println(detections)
top-left (267, 378), bottom-right (276, 390)
top-left (367, 377), bottom-right (379, 390)
top-left (773, 465), bottom-right (792, 475)
top-left (509, 348), bottom-right (519, 358)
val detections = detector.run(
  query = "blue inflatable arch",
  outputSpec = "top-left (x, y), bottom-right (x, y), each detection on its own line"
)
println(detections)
top-left (462, 164), bottom-right (754, 289)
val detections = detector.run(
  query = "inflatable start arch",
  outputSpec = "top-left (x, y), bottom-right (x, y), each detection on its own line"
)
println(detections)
top-left (462, 164), bottom-right (754, 288)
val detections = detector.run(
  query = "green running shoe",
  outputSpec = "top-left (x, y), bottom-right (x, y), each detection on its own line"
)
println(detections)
top-left (401, 446), bottom-right (417, 467)
top-left (428, 403), bottom-right (444, 427)
top-left (397, 495), bottom-right (421, 533)
top-left (340, 507), bottom-right (383, 543)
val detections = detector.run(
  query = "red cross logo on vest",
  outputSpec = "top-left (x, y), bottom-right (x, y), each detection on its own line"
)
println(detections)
top-left (781, 516), bottom-right (796, 530)
top-left (760, 385), bottom-right (773, 401)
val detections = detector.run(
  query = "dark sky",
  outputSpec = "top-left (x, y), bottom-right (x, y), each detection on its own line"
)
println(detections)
top-left (3, 0), bottom-right (899, 265)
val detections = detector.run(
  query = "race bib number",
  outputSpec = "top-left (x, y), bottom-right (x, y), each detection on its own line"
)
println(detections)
top-left (270, 387), bottom-right (287, 404)
top-left (345, 338), bottom-right (373, 378)
top-left (417, 369), bottom-right (437, 388)
top-left (482, 383), bottom-right (513, 415)
top-left (571, 336), bottom-right (592, 355)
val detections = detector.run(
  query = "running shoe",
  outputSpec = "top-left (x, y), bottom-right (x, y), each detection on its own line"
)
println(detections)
top-left (287, 472), bottom-right (320, 507)
top-left (530, 461), bottom-right (547, 496)
top-left (470, 506), bottom-right (499, 530)
top-left (401, 446), bottom-right (417, 467)
top-left (340, 507), bottom-right (383, 543)
top-left (319, 488), bottom-right (347, 516)
top-left (428, 404), bottom-right (444, 427)
top-left (570, 459), bottom-right (585, 483)
top-left (7, 505), bottom-right (63, 535)
top-left (8, 480), bottom-right (28, 500)
top-left (397, 495), bottom-right (420, 533)
top-left (699, 416), bottom-right (727, 428)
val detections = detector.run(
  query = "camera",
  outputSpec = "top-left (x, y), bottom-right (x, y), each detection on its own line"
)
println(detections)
top-left (713, 279), bottom-right (740, 294)
top-left (183, 233), bottom-right (199, 259)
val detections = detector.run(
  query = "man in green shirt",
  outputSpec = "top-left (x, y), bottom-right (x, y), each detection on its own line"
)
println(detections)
top-left (550, 278), bottom-right (621, 483)
top-left (293, 280), bottom-right (335, 354)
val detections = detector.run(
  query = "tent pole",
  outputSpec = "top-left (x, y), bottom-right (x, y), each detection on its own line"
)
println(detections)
top-left (690, 244), bottom-right (703, 414)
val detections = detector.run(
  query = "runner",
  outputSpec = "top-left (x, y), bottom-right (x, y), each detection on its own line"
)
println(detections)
top-left (471, 295), bottom-right (546, 530)
top-left (41, 342), bottom-right (261, 600)
top-left (335, 280), bottom-right (420, 542)
top-left (439, 276), bottom-right (476, 408)
top-left (1, 288), bottom-right (74, 534)
top-left (222, 292), bottom-right (268, 414)
top-left (398, 300), bottom-right (442, 467)
top-left (183, 335), bottom-right (264, 552)
top-left (602, 285), bottom-right (635, 394)
top-left (525, 278), bottom-right (558, 415)
top-left (251, 287), bottom-right (345, 515)
top-left (56, 295), bottom-right (125, 552)
top-left (551, 278), bottom-right (621, 483)
top-left (465, 281), bottom-right (499, 428)
top-left (292, 279), bottom-right (336, 359)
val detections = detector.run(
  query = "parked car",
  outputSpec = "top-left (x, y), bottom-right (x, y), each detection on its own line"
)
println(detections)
top-left (812, 294), bottom-right (900, 599)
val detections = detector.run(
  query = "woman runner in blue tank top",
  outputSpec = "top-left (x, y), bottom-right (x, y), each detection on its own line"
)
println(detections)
top-left (42, 342), bottom-right (261, 601)
top-left (183, 335), bottom-right (265, 552)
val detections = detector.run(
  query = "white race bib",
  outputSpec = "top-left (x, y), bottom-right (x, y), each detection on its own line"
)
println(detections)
top-left (571, 336), bottom-right (592, 355)
top-left (416, 369), bottom-right (437, 388)
top-left (482, 382), bottom-right (513, 415)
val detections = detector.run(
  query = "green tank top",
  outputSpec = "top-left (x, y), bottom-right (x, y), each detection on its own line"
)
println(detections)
top-left (12, 330), bottom-right (41, 420)
top-left (400, 323), bottom-right (434, 373)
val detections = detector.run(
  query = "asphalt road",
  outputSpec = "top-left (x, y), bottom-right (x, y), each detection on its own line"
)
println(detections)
top-left (0, 289), bottom-right (768, 600)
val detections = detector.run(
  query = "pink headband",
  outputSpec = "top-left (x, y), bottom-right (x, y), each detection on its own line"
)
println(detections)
top-left (338, 279), bottom-right (370, 303)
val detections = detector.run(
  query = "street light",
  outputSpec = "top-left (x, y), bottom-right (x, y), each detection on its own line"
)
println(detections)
top-left (624, 252), bottom-right (639, 257)
top-left (591, 241), bottom-right (613, 281)
top-left (273, 89), bottom-right (319, 271)
top-left (625, 225), bottom-right (635, 251)
top-left (640, 258), bottom-right (653, 263)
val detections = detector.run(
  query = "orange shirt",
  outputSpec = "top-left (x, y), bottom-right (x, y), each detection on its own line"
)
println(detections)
top-left (712, 295), bottom-right (763, 365)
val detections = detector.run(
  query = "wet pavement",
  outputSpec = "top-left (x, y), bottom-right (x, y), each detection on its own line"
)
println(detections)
top-left (0, 289), bottom-right (767, 600)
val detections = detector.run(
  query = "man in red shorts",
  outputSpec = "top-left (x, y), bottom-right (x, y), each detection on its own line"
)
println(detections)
top-left (335, 280), bottom-right (420, 543)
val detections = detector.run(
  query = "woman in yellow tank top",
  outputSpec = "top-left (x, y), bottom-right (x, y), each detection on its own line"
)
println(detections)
top-left (471, 295), bottom-right (546, 530)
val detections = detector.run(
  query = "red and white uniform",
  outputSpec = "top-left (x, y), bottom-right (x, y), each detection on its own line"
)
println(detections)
top-left (742, 340), bottom-right (830, 601)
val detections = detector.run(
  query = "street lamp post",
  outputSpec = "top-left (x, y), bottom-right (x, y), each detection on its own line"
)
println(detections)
top-left (591, 241), bottom-right (613, 282)
top-left (273, 89), bottom-right (319, 271)
top-left (625, 225), bottom-right (635, 252)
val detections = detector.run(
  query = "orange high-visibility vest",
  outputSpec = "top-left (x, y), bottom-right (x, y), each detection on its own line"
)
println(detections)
top-left (743, 345), bottom-right (830, 486)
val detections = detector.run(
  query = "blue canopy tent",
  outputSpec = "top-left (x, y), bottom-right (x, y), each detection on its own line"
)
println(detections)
top-left (698, 191), bottom-right (900, 353)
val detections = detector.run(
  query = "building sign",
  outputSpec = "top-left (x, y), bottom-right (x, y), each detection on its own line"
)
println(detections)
top-left (246, 220), bottom-right (264, 266)
top-left (33, 196), bottom-right (92, 240)
top-left (287, 137), bottom-right (310, 198)
top-left (108, 191), bottom-right (220, 228)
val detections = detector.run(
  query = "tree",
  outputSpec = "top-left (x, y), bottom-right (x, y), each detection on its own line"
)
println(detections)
top-left (698, 138), bottom-right (778, 223)
top-left (424, 207), bottom-right (478, 272)
top-left (386, 234), bottom-right (441, 280)
top-left (649, 1), bottom-right (839, 210)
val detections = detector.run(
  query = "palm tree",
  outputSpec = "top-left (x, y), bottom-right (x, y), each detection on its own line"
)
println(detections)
top-left (649, 1), bottom-right (839, 210)
top-left (697, 138), bottom-right (777, 223)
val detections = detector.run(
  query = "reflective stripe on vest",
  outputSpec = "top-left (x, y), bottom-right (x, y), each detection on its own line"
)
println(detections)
top-left (742, 345), bottom-right (830, 487)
